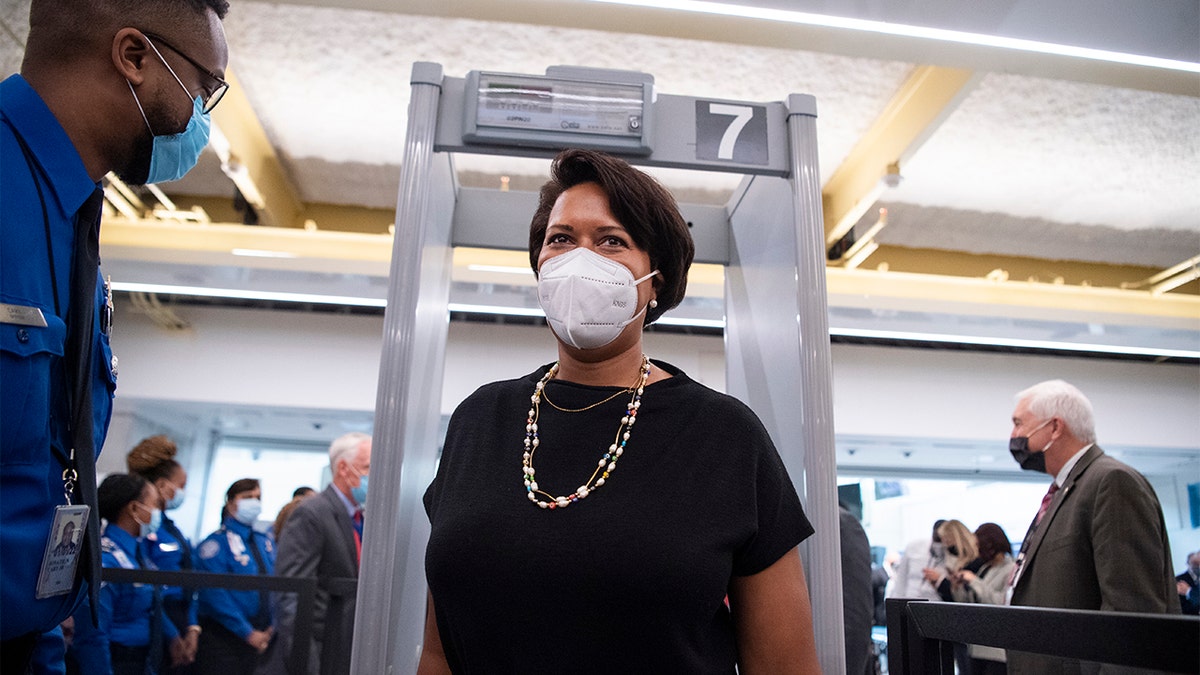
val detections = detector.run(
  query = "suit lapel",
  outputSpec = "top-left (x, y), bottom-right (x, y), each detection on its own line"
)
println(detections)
top-left (323, 486), bottom-right (360, 575)
top-left (1020, 445), bottom-right (1103, 574)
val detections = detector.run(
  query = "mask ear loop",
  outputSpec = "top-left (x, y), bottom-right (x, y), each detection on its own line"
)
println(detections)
top-left (616, 270), bottom-right (662, 329)
top-left (127, 80), bottom-right (155, 134)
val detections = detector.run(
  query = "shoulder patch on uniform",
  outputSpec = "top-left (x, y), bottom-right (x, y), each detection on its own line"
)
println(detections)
top-left (199, 539), bottom-right (220, 560)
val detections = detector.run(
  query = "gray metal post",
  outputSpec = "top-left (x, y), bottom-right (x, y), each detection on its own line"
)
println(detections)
top-left (723, 94), bottom-right (844, 674)
top-left (787, 93), bottom-right (844, 675)
top-left (351, 61), bottom-right (454, 674)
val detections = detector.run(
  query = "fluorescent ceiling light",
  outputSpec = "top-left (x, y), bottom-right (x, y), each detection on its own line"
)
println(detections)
top-left (466, 264), bottom-right (534, 275)
top-left (586, 0), bottom-right (1200, 73)
top-left (232, 248), bottom-right (298, 259)
top-left (448, 303), bottom-right (544, 317)
top-left (109, 282), bottom-right (1196, 358)
top-left (831, 327), bottom-right (1200, 359)
top-left (111, 281), bottom-right (386, 308)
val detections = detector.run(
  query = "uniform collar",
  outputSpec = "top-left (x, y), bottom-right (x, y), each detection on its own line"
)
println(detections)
top-left (0, 74), bottom-right (99, 218)
top-left (222, 515), bottom-right (255, 537)
top-left (102, 522), bottom-right (140, 555)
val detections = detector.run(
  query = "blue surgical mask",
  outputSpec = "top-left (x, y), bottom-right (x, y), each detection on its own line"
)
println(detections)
top-left (351, 473), bottom-right (368, 506)
top-left (137, 504), bottom-right (162, 538)
top-left (234, 498), bottom-right (262, 526)
top-left (126, 39), bottom-right (211, 184)
top-left (165, 485), bottom-right (186, 511)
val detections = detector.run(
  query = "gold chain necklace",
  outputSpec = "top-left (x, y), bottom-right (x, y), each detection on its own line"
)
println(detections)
top-left (522, 355), bottom-right (651, 510)
top-left (540, 382), bottom-right (634, 413)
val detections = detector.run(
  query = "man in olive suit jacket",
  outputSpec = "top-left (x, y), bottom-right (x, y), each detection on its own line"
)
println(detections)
top-left (1007, 380), bottom-right (1177, 674)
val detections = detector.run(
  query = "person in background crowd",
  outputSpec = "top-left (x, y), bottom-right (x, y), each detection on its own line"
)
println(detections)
top-left (0, 2), bottom-right (229, 669)
top-left (870, 558), bottom-right (890, 627)
top-left (951, 523), bottom-right (1016, 675)
top-left (1006, 379), bottom-right (1177, 674)
top-left (888, 519), bottom-right (947, 601)
top-left (193, 479), bottom-right (275, 675)
top-left (127, 435), bottom-right (199, 672)
top-left (276, 433), bottom-right (371, 675)
top-left (1176, 550), bottom-right (1200, 615)
top-left (72, 473), bottom-right (184, 675)
top-left (840, 503), bottom-right (877, 675)
top-left (272, 486), bottom-right (316, 542)
top-left (420, 149), bottom-right (820, 673)
top-left (922, 518), bottom-right (979, 675)
top-left (923, 519), bottom-right (978, 601)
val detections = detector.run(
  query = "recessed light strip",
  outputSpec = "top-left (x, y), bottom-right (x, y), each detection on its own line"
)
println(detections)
top-left (109, 282), bottom-right (1197, 358)
top-left (585, 0), bottom-right (1200, 73)
top-left (110, 281), bottom-right (387, 308)
top-left (831, 326), bottom-right (1200, 359)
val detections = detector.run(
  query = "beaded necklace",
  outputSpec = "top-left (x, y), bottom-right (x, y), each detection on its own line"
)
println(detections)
top-left (522, 355), bottom-right (651, 510)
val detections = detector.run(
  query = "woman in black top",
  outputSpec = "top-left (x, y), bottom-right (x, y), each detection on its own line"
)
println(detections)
top-left (421, 149), bottom-right (820, 674)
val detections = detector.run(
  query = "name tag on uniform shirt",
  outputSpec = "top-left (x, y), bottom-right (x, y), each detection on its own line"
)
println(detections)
top-left (0, 303), bottom-right (47, 327)
top-left (36, 505), bottom-right (89, 599)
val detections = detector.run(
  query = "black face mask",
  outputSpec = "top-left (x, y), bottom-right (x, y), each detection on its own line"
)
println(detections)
top-left (1009, 419), bottom-right (1052, 473)
top-left (1009, 436), bottom-right (1047, 473)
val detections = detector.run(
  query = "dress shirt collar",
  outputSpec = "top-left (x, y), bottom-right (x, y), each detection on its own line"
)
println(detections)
top-left (333, 483), bottom-right (359, 520)
top-left (1053, 443), bottom-right (1092, 487)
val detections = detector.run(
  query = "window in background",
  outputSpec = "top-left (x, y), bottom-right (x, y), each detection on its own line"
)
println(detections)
top-left (839, 476), bottom-right (1049, 560)
top-left (195, 439), bottom-right (330, 540)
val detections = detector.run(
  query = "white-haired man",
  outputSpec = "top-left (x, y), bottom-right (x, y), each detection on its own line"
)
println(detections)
top-left (1007, 380), bottom-right (1177, 673)
top-left (274, 432), bottom-right (371, 675)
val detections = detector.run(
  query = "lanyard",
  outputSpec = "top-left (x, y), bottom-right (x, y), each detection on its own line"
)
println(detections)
top-left (6, 117), bottom-right (80, 502)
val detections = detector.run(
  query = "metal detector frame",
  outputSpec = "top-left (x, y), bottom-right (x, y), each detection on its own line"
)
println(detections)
top-left (352, 61), bottom-right (843, 674)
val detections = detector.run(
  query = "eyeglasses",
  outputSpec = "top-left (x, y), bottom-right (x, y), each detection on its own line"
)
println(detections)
top-left (142, 31), bottom-right (228, 113)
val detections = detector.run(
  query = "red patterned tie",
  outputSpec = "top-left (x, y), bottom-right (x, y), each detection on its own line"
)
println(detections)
top-left (353, 508), bottom-right (364, 565)
top-left (1035, 483), bottom-right (1060, 526)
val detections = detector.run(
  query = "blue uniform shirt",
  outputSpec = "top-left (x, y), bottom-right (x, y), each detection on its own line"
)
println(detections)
top-left (143, 513), bottom-right (198, 625)
top-left (71, 525), bottom-right (178, 674)
top-left (194, 516), bottom-right (275, 639)
top-left (0, 73), bottom-right (117, 640)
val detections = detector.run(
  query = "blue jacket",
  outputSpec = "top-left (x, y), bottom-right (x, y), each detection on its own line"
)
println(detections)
top-left (71, 525), bottom-right (178, 675)
top-left (142, 513), bottom-right (198, 626)
top-left (194, 516), bottom-right (275, 638)
top-left (0, 73), bottom-right (117, 639)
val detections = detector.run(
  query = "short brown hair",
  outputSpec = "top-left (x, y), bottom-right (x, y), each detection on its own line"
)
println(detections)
top-left (529, 149), bottom-right (694, 325)
top-left (974, 522), bottom-right (1012, 562)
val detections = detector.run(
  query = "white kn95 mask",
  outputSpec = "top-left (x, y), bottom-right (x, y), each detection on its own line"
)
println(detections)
top-left (537, 248), bottom-right (659, 350)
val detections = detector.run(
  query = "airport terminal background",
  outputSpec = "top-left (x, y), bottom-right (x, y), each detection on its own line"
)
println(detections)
top-left (97, 305), bottom-right (1200, 566)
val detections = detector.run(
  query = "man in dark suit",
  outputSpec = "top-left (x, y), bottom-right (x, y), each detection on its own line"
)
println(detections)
top-left (274, 432), bottom-right (371, 675)
top-left (1177, 551), bottom-right (1200, 615)
top-left (839, 503), bottom-right (876, 675)
top-left (1006, 380), bottom-right (1178, 674)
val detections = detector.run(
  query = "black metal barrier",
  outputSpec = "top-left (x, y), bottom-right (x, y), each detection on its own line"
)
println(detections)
top-left (886, 598), bottom-right (1200, 674)
top-left (102, 568), bottom-right (358, 675)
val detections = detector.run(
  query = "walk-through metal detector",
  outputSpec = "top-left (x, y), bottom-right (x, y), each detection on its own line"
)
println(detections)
top-left (353, 62), bottom-right (844, 674)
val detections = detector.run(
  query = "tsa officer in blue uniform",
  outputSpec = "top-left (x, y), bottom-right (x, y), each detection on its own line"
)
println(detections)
top-left (194, 479), bottom-right (275, 675)
top-left (72, 473), bottom-right (185, 675)
top-left (127, 435), bottom-right (201, 671)
top-left (0, 2), bottom-right (229, 670)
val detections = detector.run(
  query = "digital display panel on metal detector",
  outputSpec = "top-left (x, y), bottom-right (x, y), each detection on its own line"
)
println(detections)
top-left (464, 71), bottom-right (652, 154)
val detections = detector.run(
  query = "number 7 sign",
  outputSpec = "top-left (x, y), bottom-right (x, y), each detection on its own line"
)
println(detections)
top-left (695, 101), bottom-right (768, 165)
